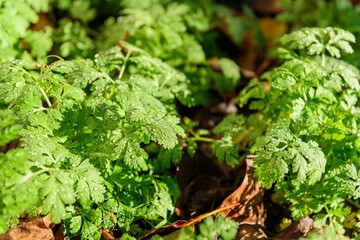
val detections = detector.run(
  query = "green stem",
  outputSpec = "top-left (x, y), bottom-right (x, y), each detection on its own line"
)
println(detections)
top-left (159, 73), bottom-right (172, 90)
top-left (118, 50), bottom-right (132, 80)
top-left (321, 52), bottom-right (326, 67)
top-left (18, 167), bottom-right (57, 186)
top-left (39, 86), bottom-right (52, 108)
top-left (193, 136), bottom-right (215, 143)
top-left (324, 204), bottom-right (335, 231)
top-left (21, 67), bottom-right (52, 108)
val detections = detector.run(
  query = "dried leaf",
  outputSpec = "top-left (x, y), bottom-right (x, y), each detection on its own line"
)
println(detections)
top-left (220, 156), bottom-right (266, 238)
top-left (221, 156), bottom-right (265, 223)
top-left (237, 224), bottom-right (267, 240)
top-left (0, 216), bottom-right (54, 240)
top-left (273, 217), bottom-right (313, 240)
top-left (101, 229), bottom-right (115, 240)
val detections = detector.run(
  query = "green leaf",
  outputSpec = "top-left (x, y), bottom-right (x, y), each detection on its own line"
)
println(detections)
top-left (213, 114), bottom-right (245, 138)
top-left (38, 171), bottom-right (76, 223)
top-left (0, 148), bottom-right (37, 233)
top-left (313, 213), bottom-right (328, 228)
top-left (252, 120), bottom-right (326, 188)
top-left (156, 143), bottom-right (183, 171)
top-left (280, 27), bottom-right (355, 58)
top-left (214, 58), bottom-right (241, 91)
top-left (73, 159), bottom-right (106, 204)
top-left (212, 135), bottom-right (240, 167)
top-left (69, 215), bottom-right (82, 234)
top-left (0, 109), bottom-right (21, 145)
top-left (196, 215), bottom-right (238, 240)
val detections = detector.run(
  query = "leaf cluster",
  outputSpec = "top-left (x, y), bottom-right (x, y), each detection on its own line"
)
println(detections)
top-left (180, 114), bottom-right (245, 167)
top-left (276, 0), bottom-right (360, 68)
top-left (244, 27), bottom-right (360, 235)
top-left (97, 0), bottom-right (241, 105)
top-left (1, 0), bottom-right (241, 106)
top-left (0, 0), bottom-right (52, 63)
top-left (150, 215), bottom-right (239, 240)
top-left (0, 43), bottom-right (190, 238)
top-left (0, 1), bottom-right (245, 238)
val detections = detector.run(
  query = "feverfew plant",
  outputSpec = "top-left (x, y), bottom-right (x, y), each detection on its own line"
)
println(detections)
top-left (97, 0), bottom-right (241, 106)
top-left (0, 0), bottom-right (52, 63)
top-left (246, 27), bottom-right (360, 234)
top-left (0, 42), bottom-right (191, 239)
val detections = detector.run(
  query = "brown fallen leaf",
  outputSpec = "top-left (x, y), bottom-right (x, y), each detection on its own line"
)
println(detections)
top-left (237, 224), bottom-right (267, 240)
top-left (221, 155), bottom-right (267, 239)
top-left (176, 151), bottom-right (224, 192)
top-left (175, 148), bottom-right (245, 219)
top-left (101, 229), bottom-right (115, 240)
top-left (351, 0), bottom-right (360, 5)
top-left (272, 217), bottom-right (313, 240)
top-left (0, 215), bottom-right (54, 240)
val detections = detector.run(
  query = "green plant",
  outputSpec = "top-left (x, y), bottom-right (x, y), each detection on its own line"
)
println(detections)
top-left (0, 0), bottom-right (52, 63)
top-left (243, 27), bottom-right (360, 235)
top-left (97, 0), bottom-right (241, 106)
top-left (149, 215), bottom-right (239, 240)
top-left (0, 42), bottom-right (194, 238)
top-left (1, 0), bottom-right (241, 104)
top-left (0, 1), bottom-right (245, 238)
top-left (179, 114), bottom-right (245, 167)
top-left (276, 0), bottom-right (360, 67)
top-left (194, 215), bottom-right (238, 240)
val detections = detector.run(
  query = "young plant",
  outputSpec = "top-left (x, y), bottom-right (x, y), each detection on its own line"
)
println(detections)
top-left (244, 27), bottom-right (360, 235)
top-left (149, 215), bottom-right (239, 240)
top-left (97, 0), bottom-right (241, 106)
top-left (0, 42), bottom-right (193, 239)
top-left (0, 0), bottom-right (53, 63)
top-left (173, 114), bottom-right (246, 168)
top-left (276, 0), bottom-right (360, 68)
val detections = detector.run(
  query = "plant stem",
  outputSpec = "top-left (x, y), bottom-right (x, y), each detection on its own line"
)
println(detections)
top-left (21, 67), bottom-right (52, 108)
top-left (324, 205), bottom-right (335, 231)
top-left (39, 86), bottom-right (52, 108)
top-left (321, 52), bottom-right (326, 67)
top-left (193, 136), bottom-right (215, 143)
top-left (18, 167), bottom-right (57, 186)
top-left (118, 50), bottom-right (132, 80)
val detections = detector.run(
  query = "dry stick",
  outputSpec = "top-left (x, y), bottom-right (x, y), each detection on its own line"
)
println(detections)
top-left (171, 202), bottom-right (241, 228)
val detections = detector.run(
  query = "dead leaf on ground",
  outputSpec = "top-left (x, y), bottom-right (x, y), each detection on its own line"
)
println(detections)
top-left (221, 155), bottom-right (267, 239)
top-left (53, 225), bottom-right (65, 240)
top-left (237, 224), bottom-right (267, 240)
top-left (0, 215), bottom-right (54, 240)
top-left (101, 229), bottom-right (115, 240)
top-left (272, 217), bottom-right (313, 240)
top-left (351, 0), bottom-right (360, 5)
top-left (176, 150), bottom-right (224, 192)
